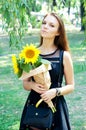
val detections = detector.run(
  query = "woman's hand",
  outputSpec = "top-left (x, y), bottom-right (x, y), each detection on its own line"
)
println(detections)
top-left (31, 82), bottom-right (47, 94)
top-left (40, 88), bottom-right (56, 103)
top-left (23, 78), bottom-right (47, 94)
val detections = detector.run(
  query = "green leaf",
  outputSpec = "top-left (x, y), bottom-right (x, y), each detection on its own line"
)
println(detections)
top-left (41, 59), bottom-right (51, 65)
top-left (20, 63), bottom-right (32, 72)
top-left (34, 61), bottom-right (42, 67)
top-left (33, 56), bottom-right (42, 67)
top-left (19, 58), bottom-right (24, 64)
top-left (18, 68), bottom-right (23, 78)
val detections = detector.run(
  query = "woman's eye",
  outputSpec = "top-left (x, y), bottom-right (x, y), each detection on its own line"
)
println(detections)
top-left (42, 21), bottom-right (46, 24)
top-left (42, 21), bottom-right (55, 27)
top-left (50, 24), bottom-right (54, 27)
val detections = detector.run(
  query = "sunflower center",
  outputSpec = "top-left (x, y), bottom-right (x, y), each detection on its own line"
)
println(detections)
top-left (26, 50), bottom-right (35, 58)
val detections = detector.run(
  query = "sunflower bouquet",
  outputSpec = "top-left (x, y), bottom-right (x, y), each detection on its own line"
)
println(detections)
top-left (12, 43), bottom-right (56, 113)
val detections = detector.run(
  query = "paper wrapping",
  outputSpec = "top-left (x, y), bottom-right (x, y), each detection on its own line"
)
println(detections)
top-left (19, 64), bottom-right (51, 88)
top-left (19, 63), bottom-right (56, 112)
top-left (33, 71), bottom-right (51, 89)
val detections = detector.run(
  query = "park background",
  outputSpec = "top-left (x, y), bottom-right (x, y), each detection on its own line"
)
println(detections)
top-left (0, 0), bottom-right (86, 130)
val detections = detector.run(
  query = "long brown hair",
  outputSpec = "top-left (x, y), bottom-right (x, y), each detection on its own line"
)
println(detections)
top-left (40, 13), bottom-right (70, 51)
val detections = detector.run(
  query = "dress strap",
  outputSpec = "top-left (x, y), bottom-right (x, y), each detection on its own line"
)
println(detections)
top-left (58, 50), bottom-right (64, 87)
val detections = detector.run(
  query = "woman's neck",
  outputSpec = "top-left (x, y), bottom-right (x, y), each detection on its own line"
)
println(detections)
top-left (42, 38), bottom-right (56, 49)
top-left (39, 38), bottom-right (57, 54)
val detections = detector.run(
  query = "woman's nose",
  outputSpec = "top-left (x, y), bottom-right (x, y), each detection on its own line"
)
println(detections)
top-left (44, 23), bottom-right (48, 28)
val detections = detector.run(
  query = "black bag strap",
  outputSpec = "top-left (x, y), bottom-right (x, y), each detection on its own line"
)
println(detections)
top-left (58, 50), bottom-right (64, 87)
top-left (53, 51), bottom-right (64, 113)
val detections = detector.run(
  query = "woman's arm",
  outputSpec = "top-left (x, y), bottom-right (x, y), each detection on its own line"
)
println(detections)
top-left (41, 51), bottom-right (74, 103)
top-left (59, 51), bottom-right (74, 95)
top-left (23, 77), bottom-right (46, 94)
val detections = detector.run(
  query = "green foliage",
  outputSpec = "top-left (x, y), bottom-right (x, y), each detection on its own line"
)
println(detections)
top-left (0, 0), bottom-right (86, 48)
top-left (82, 16), bottom-right (86, 46)
top-left (83, 4), bottom-right (86, 30)
top-left (35, 4), bottom-right (41, 12)
top-left (0, 0), bottom-right (43, 48)
top-left (29, 15), bottom-right (37, 28)
top-left (20, 62), bottom-right (32, 72)
top-left (0, 0), bottom-right (29, 48)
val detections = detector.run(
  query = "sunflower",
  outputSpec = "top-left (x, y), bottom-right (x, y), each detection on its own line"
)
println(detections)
top-left (19, 44), bottom-right (40, 64)
top-left (12, 55), bottom-right (19, 74)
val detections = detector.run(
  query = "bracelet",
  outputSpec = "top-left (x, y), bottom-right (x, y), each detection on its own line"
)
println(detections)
top-left (56, 88), bottom-right (61, 96)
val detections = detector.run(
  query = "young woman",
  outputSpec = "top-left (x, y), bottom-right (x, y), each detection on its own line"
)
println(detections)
top-left (19, 12), bottom-right (74, 130)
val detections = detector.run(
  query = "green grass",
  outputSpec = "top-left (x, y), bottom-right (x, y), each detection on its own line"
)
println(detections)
top-left (0, 30), bottom-right (86, 130)
top-left (65, 71), bottom-right (86, 130)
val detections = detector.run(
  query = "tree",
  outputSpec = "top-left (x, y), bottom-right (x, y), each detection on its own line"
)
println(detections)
top-left (53, 0), bottom-right (57, 6)
top-left (80, 0), bottom-right (86, 31)
top-left (0, 0), bottom-right (85, 47)
top-left (0, 0), bottom-right (42, 48)
top-left (0, 0), bottom-right (30, 48)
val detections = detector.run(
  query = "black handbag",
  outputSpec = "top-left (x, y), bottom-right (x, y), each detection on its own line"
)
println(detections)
top-left (23, 104), bottom-right (53, 129)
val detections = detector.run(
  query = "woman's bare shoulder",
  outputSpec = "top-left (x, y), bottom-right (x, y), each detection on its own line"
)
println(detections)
top-left (63, 51), bottom-right (72, 65)
top-left (63, 51), bottom-right (71, 59)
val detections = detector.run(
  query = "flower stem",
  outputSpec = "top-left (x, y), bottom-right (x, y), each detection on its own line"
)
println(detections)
top-left (36, 99), bottom-right (56, 113)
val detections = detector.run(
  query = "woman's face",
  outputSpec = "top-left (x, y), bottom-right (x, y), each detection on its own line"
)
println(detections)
top-left (40, 14), bottom-right (59, 39)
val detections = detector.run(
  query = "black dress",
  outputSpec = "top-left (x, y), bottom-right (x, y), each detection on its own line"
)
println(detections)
top-left (19, 50), bottom-right (71, 130)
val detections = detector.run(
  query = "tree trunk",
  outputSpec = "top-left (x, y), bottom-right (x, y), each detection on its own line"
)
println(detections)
top-left (68, 1), bottom-right (71, 15)
top-left (52, 0), bottom-right (57, 6)
top-left (80, 0), bottom-right (85, 31)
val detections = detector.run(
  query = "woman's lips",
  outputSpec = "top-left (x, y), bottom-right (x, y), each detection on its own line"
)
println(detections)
top-left (41, 30), bottom-right (48, 33)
